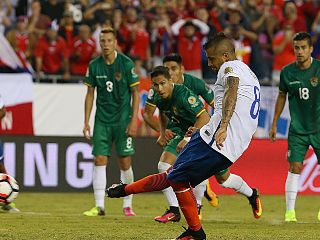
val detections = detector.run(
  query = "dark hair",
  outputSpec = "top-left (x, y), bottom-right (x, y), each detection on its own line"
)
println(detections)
top-left (163, 53), bottom-right (182, 65)
top-left (293, 32), bottom-right (312, 46)
top-left (150, 66), bottom-right (170, 80)
top-left (203, 32), bottom-right (235, 52)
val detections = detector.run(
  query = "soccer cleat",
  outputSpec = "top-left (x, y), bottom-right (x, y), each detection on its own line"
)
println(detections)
top-left (123, 207), bottom-right (136, 217)
top-left (197, 205), bottom-right (203, 221)
top-left (83, 206), bottom-right (105, 216)
top-left (2, 202), bottom-right (20, 213)
top-left (285, 209), bottom-right (297, 222)
top-left (247, 188), bottom-right (262, 219)
top-left (154, 209), bottom-right (181, 223)
top-left (175, 226), bottom-right (206, 240)
top-left (204, 182), bottom-right (219, 207)
top-left (106, 183), bottom-right (128, 198)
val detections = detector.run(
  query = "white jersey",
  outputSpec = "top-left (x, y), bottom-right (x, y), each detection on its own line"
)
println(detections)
top-left (0, 94), bottom-right (3, 109)
top-left (200, 60), bottom-right (260, 162)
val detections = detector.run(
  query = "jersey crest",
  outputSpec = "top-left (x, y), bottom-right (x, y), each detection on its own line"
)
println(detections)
top-left (148, 89), bottom-right (154, 99)
top-left (188, 96), bottom-right (196, 105)
top-left (310, 77), bottom-right (318, 87)
top-left (115, 71), bottom-right (122, 81)
top-left (224, 66), bottom-right (233, 74)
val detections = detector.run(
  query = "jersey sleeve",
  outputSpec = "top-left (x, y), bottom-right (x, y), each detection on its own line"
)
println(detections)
top-left (84, 63), bottom-right (96, 88)
top-left (180, 90), bottom-right (206, 118)
top-left (221, 63), bottom-right (240, 86)
top-left (197, 79), bottom-right (214, 106)
top-left (145, 87), bottom-right (157, 108)
top-left (279, 69), bottom-right (288, 93)
top-left (126, 61), bottom-right (139, 88)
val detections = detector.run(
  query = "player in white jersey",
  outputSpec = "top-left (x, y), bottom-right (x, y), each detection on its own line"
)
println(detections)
top-left (107, 33), bottom-right (262, 240)
top-left (0, 94), bottom-right (20, 213)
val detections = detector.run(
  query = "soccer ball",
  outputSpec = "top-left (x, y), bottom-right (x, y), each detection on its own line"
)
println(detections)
top-left (0, 173), bottom-right (19, 204)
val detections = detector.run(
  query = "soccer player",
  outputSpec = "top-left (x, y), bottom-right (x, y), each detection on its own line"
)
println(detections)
top-left (270, 32), bottom-right (320, 222)
top-left (107, 33), bottom-right (262, 239)
top-left (83, 27), bottom-right (140, 217)
top-left (0, 94), bottom-right (20, 213)
top-left (143, 54), bottom-right (217, 222)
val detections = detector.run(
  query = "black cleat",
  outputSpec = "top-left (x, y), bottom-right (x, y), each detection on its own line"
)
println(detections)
top-left (247, 188), bottom-right (262, 219)
top-left (106, 183), bottom-right (128, 198)
top-left (175, 226), bottom-right (206, 240)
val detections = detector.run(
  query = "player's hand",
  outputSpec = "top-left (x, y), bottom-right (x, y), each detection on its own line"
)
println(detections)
top-left (156, 134), bottom-right (167, 146)
top-left (185, 126), bottom-right (198, 137)
top-left (83, 123), bottom-right (91, 140)
top-left (126, 119), bottom-right (138, 137)
top-left (164, 129), bottom-right (175, 141)
top-left (176, 139), bottom-right (188, 153)
top-left (215, 127), bottom-right (227, 150)
top-left (269, 125), bottom-right (277, 142)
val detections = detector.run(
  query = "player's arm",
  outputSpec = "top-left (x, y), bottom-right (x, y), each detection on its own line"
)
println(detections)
top-left (215, 76), bottom-right (239, 150)
top-left (0, 106), bottom-right (6, 119)
top-left (83, 85), bottom-right (94, 139)
top-left (126, 85), bottom-right (140, 136)
top-left (143, 103), bottom-right (160, 132)
top-left (269, 91), bottom-right (287, 141)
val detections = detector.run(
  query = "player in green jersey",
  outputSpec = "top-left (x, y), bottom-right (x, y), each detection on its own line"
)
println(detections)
top-left (145, 65), bottom-right (211, 222)
top-left (270, 32), bottom-right (320, 222)
top-left (83, 27), bottom-right (140, 217)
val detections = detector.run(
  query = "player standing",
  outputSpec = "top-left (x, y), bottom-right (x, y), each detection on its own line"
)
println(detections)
top-left (270, 32), bottom-right (320, 222)
top-left (83, 27), bottom-right (140, 217)
top-left (107, 33), bottom-right (262, 239)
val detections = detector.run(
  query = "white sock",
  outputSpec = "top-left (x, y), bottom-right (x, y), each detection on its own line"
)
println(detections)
top-left (121, 167), bottom-right (134, 208)
top-left (93, 165), bottom-right (106, 209)
top-left (194, 180), bottom-right (207, 206)
top-left (158, 161), bottom-right (179, 207)
top-left (220, 173), bottom-right (253, 197)
top-left (285, 172), bottom-right (300, 211)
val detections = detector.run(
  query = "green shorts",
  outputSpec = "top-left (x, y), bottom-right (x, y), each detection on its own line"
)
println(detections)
top-left (288, 132), bottom-right (320, 163)
top-left (164, 135), bottom-right (183, 156)
top-left (92, 121), bottom-right (134, 157)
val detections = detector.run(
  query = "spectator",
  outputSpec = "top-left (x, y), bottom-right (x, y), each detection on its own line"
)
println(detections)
top-left (41, 0), bottom-right (66, 22)
top-left (70, 24), bottom-right (96, 76)
top-left (58, 11), bottom-right (78, 49)
top-left (83, 0), bottom-right (114, 26)
top-left (272, 24), bottom-right (296, 85)
top-left (6, 16), bottom-right (36, 69)
top-left (28, 0), bottom-right (52, 39)
top-left (0, 0), bottom-right (12, 34)
top-left (132, 56), bottom-right (147, 78)
top-left (171, 18), bottom-right (209, 79)
top-left (34, 20), bottom-right (70, 80)
top-left (281, 1), bottom-right (307, 33)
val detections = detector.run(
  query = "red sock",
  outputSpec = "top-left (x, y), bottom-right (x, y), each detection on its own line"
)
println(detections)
top-left (125, 172), bottom-right (170, 195)
top-left (170, 181), bottom-right (201, 231)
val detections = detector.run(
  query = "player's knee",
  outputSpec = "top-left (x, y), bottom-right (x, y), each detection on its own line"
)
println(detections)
top-left (158, 161), bottom-right (172, 173)
top-left (289, 163), bottom-right (303, 174)
top-left (94, 156), bottom-right (107, 166)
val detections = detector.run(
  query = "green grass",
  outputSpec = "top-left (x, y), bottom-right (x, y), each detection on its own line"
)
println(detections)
top-left (1, 193), bottom-right (320, 239)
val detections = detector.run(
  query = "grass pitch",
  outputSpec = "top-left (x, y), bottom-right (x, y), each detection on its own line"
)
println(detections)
top-left (1, 193), bottom-right (320, 239)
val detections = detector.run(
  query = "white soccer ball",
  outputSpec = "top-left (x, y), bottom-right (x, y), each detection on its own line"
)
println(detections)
top-left (0, 173), bottom-right (19, 204)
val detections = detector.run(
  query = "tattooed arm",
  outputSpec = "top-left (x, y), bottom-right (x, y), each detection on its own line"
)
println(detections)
top-left (215, 76), bottom-right (239, 149)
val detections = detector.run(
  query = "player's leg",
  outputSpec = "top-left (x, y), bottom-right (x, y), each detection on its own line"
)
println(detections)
top-left (0, 142), bottom-right (20, 213)
top-left (167, 131), bottom-right (232, 239)
top-left (193, 180), bottom-right (206, 220)
top-left (115, 124), bottom-right (136, 217)
top-left (83, 123), bottom-right (110, 216)
top-left (154, 150), bottom-right (180, 222)
top-left (285, 133), bottom-right (308, 222)
top-left (216, 169), bottom-right (262, 219)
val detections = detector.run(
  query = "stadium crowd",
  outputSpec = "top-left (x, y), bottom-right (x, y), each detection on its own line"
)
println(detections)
top-left (0, 0), bottom-right (319, 84)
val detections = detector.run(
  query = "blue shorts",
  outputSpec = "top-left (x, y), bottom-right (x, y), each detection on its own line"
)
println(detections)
top-left (0, 141), bottom-right (3, 163)
top-left (167, 131), bottom-right (232, 187)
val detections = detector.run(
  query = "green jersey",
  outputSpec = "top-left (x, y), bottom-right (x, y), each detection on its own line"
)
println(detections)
top-left (146, 73), bottom-right (214, 107)
top-left (85, 52), bottom-right (139, 125)
top-left (151, 84), bottom-right (206, 136)
top-left (279, 59), bottom-right (320, 135)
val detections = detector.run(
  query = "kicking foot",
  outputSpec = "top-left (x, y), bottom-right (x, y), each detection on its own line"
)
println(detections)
top-left (204, 182), bottom-right (219, 207)
top-left (247, 188), bottom-right (262, 219)
top-left (106, 183), bottom-right (128, 198)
